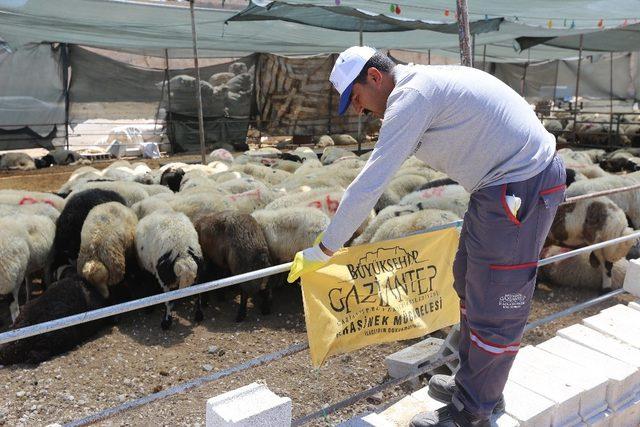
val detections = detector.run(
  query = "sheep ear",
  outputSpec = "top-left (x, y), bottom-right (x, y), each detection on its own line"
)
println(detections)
top-left (156, 252), bottom-right (177, 288)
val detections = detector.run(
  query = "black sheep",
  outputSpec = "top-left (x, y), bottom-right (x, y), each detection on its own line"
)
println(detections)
top-left (34, 154), bottom-right (55, 169)
top-left (46, 189), bottom-right (126, 285)
top-left (160, 168), bottom-right (185, 192)
top-left (418, 178), bottom-right (458, 191)
top-left (0, 276), bottom-right (108, 365)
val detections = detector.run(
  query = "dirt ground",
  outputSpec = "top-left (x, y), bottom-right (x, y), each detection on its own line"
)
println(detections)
top-left (0, 161), bottom-right (636, 426)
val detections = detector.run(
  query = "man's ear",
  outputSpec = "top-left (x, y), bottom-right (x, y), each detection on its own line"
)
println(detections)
top-left (368, 67), bottom-right (384, 88)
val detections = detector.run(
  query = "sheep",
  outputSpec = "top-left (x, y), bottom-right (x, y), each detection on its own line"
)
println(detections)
top-left (57, 167), bottom-right (104, 196)
top-left (0, 189), bottom-right (65, 211)
top-left (352, 202), bottom-right (425, 246)
top-left (292, 158), bottom-right (323, 175)
top-left (71, 180), bottom-right (149, 206)
top-left (142, 184), bottom-right (173, 197)
top-left (252, 207), bottom-right (330, 264)
top-left (34, 154), bottom-right (55, 169)
top-left (170, 193), bottom-right (236, 222)
top-left (370, 209), bottom-right (461, 243)
top-left (265, 187), bottom-right (344, 216)
top-left (0, 215), bottom-right (55, 321)
top-left (47, 189), bottom-right (126, 285)
top-left (547, 196), bottom-right (637, 292)
top-left (0, 152), bottom-right (35, 171)
top-left (538, 245), bottom-right (628, 291)
top-left (599, 150), bottom-right (640, 172)
top-left (565, 174), bottom-right (640, 228)
top-left (0, 202), bottom-right (60, 222)
top-left (399, 184), bottom-right (469, 207)
top-left (279, 153), bottom-right (303, 163)
top-left (271, 159), bottom-right (302, 173)
top-left (331, 134), bottom-right (358, 146)
top-left (194, 211), bottom-right (271, 322)
top-left (160, 167), bottom-right (185, 192)
top-left (50, 148), bottom-right (85, 166)
top-left (77, 202), bottom-right (138, 299)
top-left (208, 148), bottom-right (234, 163)
top-left (316, 135), bottom-right (334, 148)
top-left (230, 163), bottom-right (291, 186)
top-left (0, 276), bottom-right (109, 365)
top-left (217, 176), bottom-right (270, 195)
top-left (320, 147), bottom-right (356, 165)
top-left (223, 188), bottom-right (278, 214)
top-left (131, 195), bottom-right (174, 219)
top-left (292, 147), bottom-right (318, 162)
top-left (375, 174), bottom-right (431, 212)
top-left (136, 209), bottom-right (204, 329)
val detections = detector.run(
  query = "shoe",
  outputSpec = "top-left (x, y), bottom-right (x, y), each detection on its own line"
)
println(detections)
top-left (428, 374), bottom-right (505, 414)
top-left (409, 403), bottom-right (491, 427)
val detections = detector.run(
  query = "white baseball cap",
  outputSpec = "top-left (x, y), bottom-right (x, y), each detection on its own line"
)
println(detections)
top-left (330, 46), bottom-right (377, 115)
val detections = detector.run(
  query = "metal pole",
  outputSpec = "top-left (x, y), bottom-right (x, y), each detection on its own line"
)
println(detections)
top-left (552, 59), bottom-right (560, 101)
top-left (573, 34), bottom-right (584, 143)
top-left (455, 0), bottom-right (472, 66)
top-left (357, 22), bottom-right (363, 153)
top-left (189, 0), bottom-right (207, 164)
top-left (427, 49), bottom-right (431, 65)
top-left (62, 44), bottom-right (70, 150)
top-left (609, 51), bottom-right (614, 146)
top-left (471, 34), bottom-right (476, 68)
top-left (164, 49), bottom-right (173, 149)
top-left (481, 44), bottom-right (487, 72)
top-left (522, 62), bottom-right (528, 97)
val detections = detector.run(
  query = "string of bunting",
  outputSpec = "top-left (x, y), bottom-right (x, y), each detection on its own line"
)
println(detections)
top-left (338, 0), bottom-right (640, 26)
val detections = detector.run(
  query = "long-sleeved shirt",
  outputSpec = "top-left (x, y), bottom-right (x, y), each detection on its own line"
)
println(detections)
top-left (322, 63), bottom-right (556, 252)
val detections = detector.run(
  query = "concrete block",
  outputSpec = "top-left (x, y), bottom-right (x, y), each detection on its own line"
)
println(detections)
top-left (337, 412), bottom-right (395, 427)
top-left (623, 259), bottom-right (640, 297)
top-left (582, 304), bottom-right (640, 348)
top-left (609, 394), bottom-right (640, 427)
top-left (582, 410), bottom-right (611, 427)
top-left (540, 334), bottom-right (640, 410)
top-left (385, 337), bottom-right (444, 388)
top-left (502, 380), bottom-right (555, 426)
top-left (206, 382), bottom-right (291, 427)
top-left (628, 301), bottom-right (640, 312)
top-left (491, 413), bottom-right (520, 427)
top-left (378, 394), bottom-right (434, 427)
top-left (509, 355), bottom-right (583, 426)
top-left (517, 346), bottom-right (609, 420)
top-left (410, 386), bottom-right (447, 411)
top-left (440, 324), bottom-right (461, 374)
top-left (557, 323), bottom-right (640, 368)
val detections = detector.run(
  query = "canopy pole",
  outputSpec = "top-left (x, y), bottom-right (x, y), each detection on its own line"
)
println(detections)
top-left (455, 0), bottom-right (472, 67)
top-left (471, 34), bottom-right (476, 67)
top-left (481, 44), bottom-right (487, 72)
top-left (62, 44), bottom-right (70, 151)
top-left (165, 49), bottom-right (173, 151)
top-left (609, 51), bottom-right (614, 146)
top-left (572, 34), bottom-right (584, 143)
top-left (357, 21), bottom-right (363, 154)
top-left (428, 49), bottom-right (431, 65)
top-left (552, 59), bottom-right (560, 102)
top-left (189, 0), bottom-right (206, 164)
top-left (522, 49), bottom-right (530, 98)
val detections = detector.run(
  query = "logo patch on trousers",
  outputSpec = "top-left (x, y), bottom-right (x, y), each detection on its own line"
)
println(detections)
top-left (499, 293), bottom-right (527, 309)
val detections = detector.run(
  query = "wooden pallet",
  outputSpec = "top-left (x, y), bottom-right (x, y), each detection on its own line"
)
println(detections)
top-left (80, 152), bottom-right (112, 161)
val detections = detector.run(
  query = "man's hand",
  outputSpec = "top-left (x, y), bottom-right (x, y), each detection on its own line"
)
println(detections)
top-left (287, 245), bottom-right (332, 283)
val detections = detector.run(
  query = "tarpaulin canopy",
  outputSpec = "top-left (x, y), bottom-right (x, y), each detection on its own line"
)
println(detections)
top-left (0, 0), bottom-right (631, 61)
top-left (227, 0), bottom-right (503, 34)
top-left (517, 23), bottom-right (640, 52)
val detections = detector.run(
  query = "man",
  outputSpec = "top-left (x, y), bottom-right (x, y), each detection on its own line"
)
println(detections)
top-left (288, 46), bottom-right (566, 426)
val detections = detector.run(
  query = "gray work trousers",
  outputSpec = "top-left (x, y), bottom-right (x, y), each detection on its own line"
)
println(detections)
top-left (452, 155), bottom-right (566, 418)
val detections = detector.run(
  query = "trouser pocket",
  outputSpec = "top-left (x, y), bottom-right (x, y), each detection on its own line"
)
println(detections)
top-left (487, 263), bottom-right (537, 320)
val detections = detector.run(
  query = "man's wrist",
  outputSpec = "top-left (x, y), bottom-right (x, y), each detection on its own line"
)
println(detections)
top-left (318, 241), bottom-right (334, 257)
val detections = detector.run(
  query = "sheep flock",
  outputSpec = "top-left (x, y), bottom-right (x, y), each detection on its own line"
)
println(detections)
top-left (0, 142), bottom-right (639, 365)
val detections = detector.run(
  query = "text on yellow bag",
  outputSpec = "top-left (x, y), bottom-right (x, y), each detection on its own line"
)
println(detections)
top-left (301, 226), bottom-right (461, 366)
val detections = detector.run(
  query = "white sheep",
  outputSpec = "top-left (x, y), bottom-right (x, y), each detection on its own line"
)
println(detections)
top-left (252, 207), bottom-right (330, 263)
top-left (352, 202), bottom-right (425, 246)
top-left (170, 192), bottom-right (236, 222)
top-left (539, 245), bottom-right (628, 290)
top-left (136, 209), bottom-right (204, 329)
top-left (369, 209), bottom-right (461, 243)
top-left (71, 180), bottom-right (149, 206)
top-left (547, 196), bottom-right (637, 292)
top-left (0, 190), bottom-right (65, 211)
top-left (376, 174), bottom-right (431, 212)
top-left (230, 163), bottom-right (291, 186)
top-left (0, 215), bottom-right (55, 321)
top-left (217, 176), bottom-right (270, 194)
top-left (223, 188), bottom-right (278, 214)
top-left (566, 174), bottom-right (640, 228)
top-left (0, 202), bottom-right (60, 222)
top-left (292, 147), bottom-right (318, 162)
top-left (320, 147), bottom-right (356, 165)
top-left (293, 158), bottom-right (323, 175)
top-left (0, 152), bottom-right (35, 171)
top-left (78, 202), bottom-right (138, 298)
top-left (399, 185), bottom-right (469, 207)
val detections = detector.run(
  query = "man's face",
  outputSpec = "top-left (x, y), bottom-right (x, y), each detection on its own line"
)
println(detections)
top-left (349, 67), bottom-right (391, 119)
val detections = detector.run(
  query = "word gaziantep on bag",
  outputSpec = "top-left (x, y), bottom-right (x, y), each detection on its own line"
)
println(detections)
top-left (301, 227), bottom-right (460, 366)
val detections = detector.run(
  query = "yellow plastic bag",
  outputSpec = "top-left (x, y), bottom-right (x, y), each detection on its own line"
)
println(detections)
top-left (301, 227), bottom-right (461, 367)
